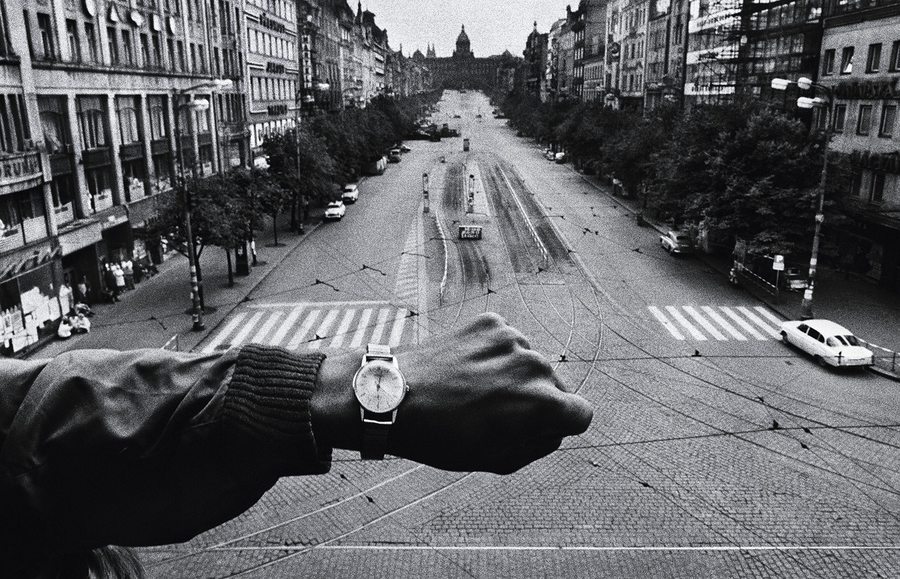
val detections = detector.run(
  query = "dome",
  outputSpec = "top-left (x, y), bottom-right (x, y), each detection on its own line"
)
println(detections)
top-left (456, 25), bottom-right (470, 46)
top-left (454, 25), bottom-right (473, 58)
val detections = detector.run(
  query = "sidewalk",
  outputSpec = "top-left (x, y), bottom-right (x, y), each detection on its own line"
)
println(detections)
top-left (29, 208), bottom-right (324, 360)
top-left (568, 166), bottom-right (900, 381)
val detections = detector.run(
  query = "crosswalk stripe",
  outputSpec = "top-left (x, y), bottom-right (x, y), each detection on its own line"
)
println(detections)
top-left (370, 308), bottom-right (391, 345)
top-left (683, 306), bottom-right (727, 340)
top-left (648, 306), bottom-right (685, 340)
top-left (701, 306), bottom-right (747, 341)
top-left (202, 312), bottom-right (247, 353)
top-left (351, 308), bottom-right (374, 348)
top-left (330, 309), bottom-right (357, 348)
top-left (271, 306), bottom-right (304, 347)
top-left (250, 311), bottom-right (283, 344)
top-left (388, 309), bottom-right (408, 347)
top-left (665, 306), bottom-right (707, 341)
top-left (737, 307), bottom-right (781, 339)
top-left (754, 306), bottom-right (784, 328)
top-left (308, 309), bottom-right (340, 349)
top-left (721, 307), bottom-right (766, 340)
top-left (287, 309), bottom-right (321, 350)
top-left (231, 312), bottom-right (265, 347)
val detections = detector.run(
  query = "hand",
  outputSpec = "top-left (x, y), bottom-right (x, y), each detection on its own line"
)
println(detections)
top-left (313, 313), bottom-right (593, 474)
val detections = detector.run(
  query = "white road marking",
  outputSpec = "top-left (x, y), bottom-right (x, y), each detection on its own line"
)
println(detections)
top-left (665, 306), bottom-right (707, 341)
top-left (308, 309), bottom-right (340, 349)
top-left (287, 309), bottom-right (321, 350)
top-left (202, 312), bottom-right (247, 353)
top-left (701, 306), bottom-right (747, 341)
top-left (230, 312), bottom-right (264, 347)
top-left (219, 545), bottom-right (900, 553)
top-left (648, 306), bottom-right (684, 341)
top-left (683, 306), bottom-right (727, 340)
top-left (329, 309), bottom-right (357, 348)
top-left (250, 311), bottom-right (282, 344)
top-left (754, 306), bottom-right (784, 328)
top-left (737, 306), bottom-right (781, 339)
top-left (721, 307), bottom-right (766, 340)
top-left (369, 308), bottom-right (391, 345)
top-left (388, 309), bottom-right (408, 347)
top-left (248, 300), bottom-right (388, 308)
top-left (270, 306), bottom-right (304, 347)
top-left (350, 308), bottom-right (374, 348)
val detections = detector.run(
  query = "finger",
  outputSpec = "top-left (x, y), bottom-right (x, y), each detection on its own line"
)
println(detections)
top-left (534, 389), bottom-right (594, 437)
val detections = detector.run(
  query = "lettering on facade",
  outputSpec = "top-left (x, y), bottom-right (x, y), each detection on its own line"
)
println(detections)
top-left (834, 78), bottom-right (900, 100)
top-left (1, 154), bottom-right (41, 182)
top-left (267, 104), bottom-right (288, 116)
top-left (850, 149), bottom-right (900, 174)
top-left (258, 14), bottom-right (287, 34)
top-left (266, 62), bottom-right (286, 74)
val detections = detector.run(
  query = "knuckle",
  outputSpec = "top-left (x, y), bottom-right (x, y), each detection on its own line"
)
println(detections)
top-left (477, 312), bottom-right (507, 329)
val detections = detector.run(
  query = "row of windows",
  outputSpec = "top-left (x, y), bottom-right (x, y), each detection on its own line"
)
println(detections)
top-left (751, 0), bottom-right (821, 31)
top-left (624, 71), bottom-right (645, 93)
top-left (850, 169), bottom-right (894, 205)
top-left (250, 118), bottom-right (296, 149)
top-left (248, 27), bottom-right (296, 61)
top-left (250, 76), bottom-right (297, 103)
top-left (246, 0), bottom-right (296, 23)
top-left (830, 101), bottom-right (896, 139)
top-left (623, 39), bottom-right (645, 60)
top-left (823, 41), bottom-right (900, 76)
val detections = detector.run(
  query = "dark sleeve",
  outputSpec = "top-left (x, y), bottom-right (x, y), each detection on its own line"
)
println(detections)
top-left (0, 344), bottom-right (329, 560)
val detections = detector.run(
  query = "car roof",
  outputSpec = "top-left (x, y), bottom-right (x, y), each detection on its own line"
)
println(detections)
top-left (803, 319), bottom-right (853, 335)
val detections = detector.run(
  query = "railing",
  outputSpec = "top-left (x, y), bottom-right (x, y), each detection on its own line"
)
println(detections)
top-left (859, 338), bottom-right (899, 376)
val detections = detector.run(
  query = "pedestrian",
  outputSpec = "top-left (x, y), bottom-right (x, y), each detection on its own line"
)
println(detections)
top-left (122, 259), bottom-right (135, 290)
top-left (103, 264), bottom-right (119, 303)
top-left (113, 264), bottom-right (126, 296)
top-left (76, 277), bottom-right (89, 304)
top-left (1, 313), bottom-right (593, 578)
top-left (56, 316), bottom-right (73, 340)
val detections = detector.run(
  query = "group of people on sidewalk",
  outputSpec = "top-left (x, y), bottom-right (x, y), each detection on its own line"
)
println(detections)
top-left (96, 259), bottom-right (158, 304)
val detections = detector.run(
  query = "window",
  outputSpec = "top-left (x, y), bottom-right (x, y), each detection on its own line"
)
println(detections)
top-left (167, 37), bottom-right (175, 69)
top-left (152, 34), bottom-right (162, 67)
top-left (822, 48), bottom-right (835, 75)
top-left (869, 172), bottom-right (885, 203)
top-left (38, 96), bottom-right (70, 153)
top-left (148, 95), bottom-right (168, 140)
top-left (140, 33), bottom-right (150, 66)
top-left (891, 41), bottom-right (900, 72)
top-left (880, 104), bottom-right (896, 137)
top-left (37, 12), bottom-right (56, 60)
top-left (840, 46), bottom-right (854, 74)
top-left (177, 40), bottom-right (185, 70)
top-left (832, 104), bottom-right (847, 133)
top-left (0, 4), bottom-right (9, 57)
top-left (857, 104), bottom-right (872, 135)
top-left (850, 171), bottom-right (863, 197)
top-left (866, 43), bottom-right (881, 73)
top-left (107, 26), bottom-right (119, 64)
top-left (121, 29), bottom-right (134, 65)
top-left (115, 96), bottom-right (140, 144)
top-left (85, 23), bottom-right (98, 62)
top-left (66, 20), bottom-right (82, 62)
top-left (76, 96), bottom-right (108, 150)
top-left (189, 43), bottom-right (196, 70)
top-left (23, 11), bottom-right (35, 59)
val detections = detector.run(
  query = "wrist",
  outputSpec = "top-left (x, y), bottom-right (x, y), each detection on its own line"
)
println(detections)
top-left (311, 350), bottom-right (362, 452)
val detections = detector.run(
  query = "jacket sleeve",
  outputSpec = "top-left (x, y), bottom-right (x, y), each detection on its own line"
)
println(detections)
top-left (0, 344), bottom-right (330, 558)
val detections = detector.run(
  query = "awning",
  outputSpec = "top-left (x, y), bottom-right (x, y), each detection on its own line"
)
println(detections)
top-left (0, 244), bottom-right (60, 284)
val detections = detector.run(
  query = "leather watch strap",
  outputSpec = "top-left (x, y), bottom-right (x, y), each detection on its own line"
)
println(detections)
top-left (361, 412), bottom-right (391, 460)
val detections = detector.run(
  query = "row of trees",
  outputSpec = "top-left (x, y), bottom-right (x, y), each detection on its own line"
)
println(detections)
top-left (149, 90), bottom-right (442, 290)
top-left (500, 92), bottom-right (850, 261)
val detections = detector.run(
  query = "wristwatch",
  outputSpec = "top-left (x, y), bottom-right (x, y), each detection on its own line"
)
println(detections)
top-left (352, 344), bottom-right (408, 459)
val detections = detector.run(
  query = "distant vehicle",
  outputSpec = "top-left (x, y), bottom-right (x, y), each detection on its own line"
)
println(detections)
top-left (364, 156), bottom-right (387, 175)
top-left (341, 183), bottom-right (359, 204)
top-left (400, 144), bottom-right (412, 153)
top-left (545, 150), bottom-right (556, 161)
top-left (659, 231), bottom-right (693, 254)
top-left (554, 152), bottom-right (566, 164)
top-left (783, 267), bottom-right (808, 291)
top-left (324, 201), bottom-right (346, 221)
top-left (388, 148), bottom-right (402, 163)
top-left (780, 319), bottom-right (874, 368)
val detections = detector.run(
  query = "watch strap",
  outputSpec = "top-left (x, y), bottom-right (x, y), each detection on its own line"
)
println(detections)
top-left (361, 411), bottom-right (392, 460)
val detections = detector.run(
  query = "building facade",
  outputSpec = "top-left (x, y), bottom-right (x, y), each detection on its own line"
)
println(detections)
top-left (523, 24), bottom-right (549, 100)
top-left (582, 0), bottom-right (608, 102)
top-left (644, 0), bottom-right (690, 109)
top-left (423, 26), bottom-right (509, 91)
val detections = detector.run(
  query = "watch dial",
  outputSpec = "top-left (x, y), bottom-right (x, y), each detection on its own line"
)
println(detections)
top-left (355, 360), bottom-right (406, 413)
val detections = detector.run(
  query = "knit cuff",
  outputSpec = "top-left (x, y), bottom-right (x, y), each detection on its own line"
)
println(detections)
top-left (224, 345), bottom-right (331, 475)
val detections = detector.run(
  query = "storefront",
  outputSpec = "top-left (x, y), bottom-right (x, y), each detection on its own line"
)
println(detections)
top-left (0, 244), bottom-right (66, 357)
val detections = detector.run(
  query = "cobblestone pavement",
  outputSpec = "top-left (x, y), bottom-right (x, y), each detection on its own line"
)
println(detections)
top-left (123, 91), bottom-right (900, 577)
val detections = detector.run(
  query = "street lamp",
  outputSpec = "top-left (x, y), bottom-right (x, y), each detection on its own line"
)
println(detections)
top-left (423, 172), bottom-right (429, 213)
top-left (771, 76), bottom-right (835, 319)
top-left (174, 79), bottom-right (234, 331)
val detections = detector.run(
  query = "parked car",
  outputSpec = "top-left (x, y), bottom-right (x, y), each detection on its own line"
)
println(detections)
top-left (545, 149), bottom-right (556, 161)
top-left (780, 319), bottom-right (874, 368)
top-left (324, 201), bottom-right (346, 220)
top-left (554, 152), bottom-right (566, 164)
top-left (341, 184), bottom-right (359, 204)
top-left (782, 267), bottom-right (808, 291)
top-left (399, 144), bottom-right (412, 153)
top-left (659, 231), bottom-right (693, 254)
top-left (388, 149), bottom-right (402, 163)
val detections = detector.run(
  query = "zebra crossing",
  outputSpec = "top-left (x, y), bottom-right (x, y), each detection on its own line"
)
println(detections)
top-left (648, 305), bottom-right (783, 342)
top-left (201, 301), bottom-right (415, 353)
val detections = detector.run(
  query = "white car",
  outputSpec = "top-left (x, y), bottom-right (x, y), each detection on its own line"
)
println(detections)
top-left (780, 319), bottom-right (874, 368)
top-left (341, 184), bottom-right (359, 203)
top-left (324, 201), bottom-right (346, 221)
top-left (660, 231), bottom-right (693, 254)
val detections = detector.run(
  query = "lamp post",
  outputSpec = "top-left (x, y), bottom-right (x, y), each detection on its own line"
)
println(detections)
top-left (423, 172), bottom-right (429, 213)
top-left (771, 76), bottom-right (834, 319)
top-left (174, 79), bottom-right (233, 331)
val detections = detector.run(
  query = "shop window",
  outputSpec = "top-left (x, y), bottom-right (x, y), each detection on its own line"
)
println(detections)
top-left (880, 104), bottom-right (896, 138)
top-left (85, 23), bottom-right (98, 62)
top-left (39, 96), bottom-right (70, 153)
top-left (840, 46), bottom-right (853, 74)
top-left (866, 43), bottom-right (881, 73)
top-left (822, 49), bottom-right (835, 75)
top-left (856, 104), bottom-right (872, 135)
top-left (107, 26), bottom-right (119, 65)
top-left (66, 19), bottom-right (82, 62)
top-left (832, 104), bottom-right (846, 133)
top-left (148, 95), bottom-right (168, 140)
top-left (76, 96), bottom-right (108, 150)
top-left (115, 96), bottom-right (141, 144)
top-left (869, 172), bottom-right (885, 204)
top-left (37, 12), bottom-right (56, 60)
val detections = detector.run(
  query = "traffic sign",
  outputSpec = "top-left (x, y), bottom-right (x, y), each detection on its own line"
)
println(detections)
top-left (773, 255), bottom-right (784, 271)
top-left (458, 225), bottom-right (482, 240)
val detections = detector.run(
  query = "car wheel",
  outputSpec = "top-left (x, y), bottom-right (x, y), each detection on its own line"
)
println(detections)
top-left (813, 355), bottom-right (826, 367)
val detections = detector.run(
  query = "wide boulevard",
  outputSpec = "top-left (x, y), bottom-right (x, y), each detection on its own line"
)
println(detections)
top-left (138, 91), bottom-right (900, 577)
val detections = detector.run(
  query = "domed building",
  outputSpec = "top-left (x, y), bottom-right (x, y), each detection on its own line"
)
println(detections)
top-left (416, 25), bottom-right (519, 91)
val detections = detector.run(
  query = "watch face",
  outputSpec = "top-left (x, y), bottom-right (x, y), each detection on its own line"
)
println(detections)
top-left (354, 360), bottom-right (406, 413)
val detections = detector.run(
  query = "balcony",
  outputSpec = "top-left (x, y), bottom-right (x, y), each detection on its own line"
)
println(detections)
top-left (0, 152), bottom-right (43, 193)
top-left (0, 216), bottom-right (49, 255)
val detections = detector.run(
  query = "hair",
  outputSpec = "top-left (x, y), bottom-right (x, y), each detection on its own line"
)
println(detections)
top-left (38, 547), bottom-right (145, 579)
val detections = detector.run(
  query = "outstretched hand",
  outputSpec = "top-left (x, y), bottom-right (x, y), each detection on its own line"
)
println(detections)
top-left (314, 313), bottom-right (593, 474)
